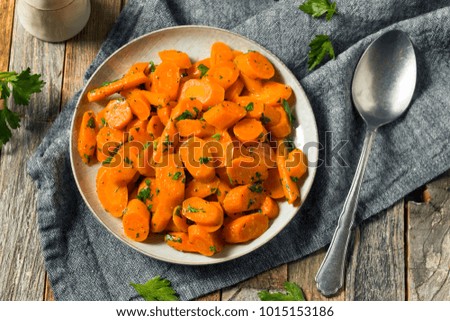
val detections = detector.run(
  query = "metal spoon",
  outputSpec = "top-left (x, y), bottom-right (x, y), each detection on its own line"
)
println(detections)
top-left (315, 30), bottom-right (417, 296)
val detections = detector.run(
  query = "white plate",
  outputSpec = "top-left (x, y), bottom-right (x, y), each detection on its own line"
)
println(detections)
top-left (70, 25), bottom-right (319, 265)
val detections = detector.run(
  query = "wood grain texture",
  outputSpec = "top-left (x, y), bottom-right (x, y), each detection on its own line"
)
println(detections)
top-left (60, 0), bottom-right (122, 108)
top-left (407, 171), bottom-right (450, 300)
top-left (222, 265), bottom-right (288, 301)
top-left (345, 201), bottom-right (405, 300)
top-left (288, 249), bottom-right (345, 301)
top-left (0, 9), bottom-right (65, 300)
top-left (0, 0), bottom-right (15, 111)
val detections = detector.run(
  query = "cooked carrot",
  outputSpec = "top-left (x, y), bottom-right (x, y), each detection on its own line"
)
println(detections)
top-left (222, 213), bottom-right (269, 243)
top-left (96, 126), bottom-right (124, 163)
top-left (151, 153), bottom-right (185, 232)
top-left (206, 129), bottom-right (234, 167)
top-left (178, 78), bottom-right (224, 109)
top-left (210, 42), bottom-right (234, 67)
top-left (226, 156), bottom-right (268, 185)
top-left (203, 101), bottom-right (246, 130)
top-left (101, 98), bottom-right (133, 130)
top-left (151, 61), bottom-right (181, 101)
top-left (263, 168), bottom-right (285, 199)
top-left (225, 77), bottom-right (244, 101)
top-left (261, 104), bottom-right (281, 126)
top-left (87, 71), bottom-right (149, 102)
top-left (235, 96), bottom-right (264, 119)
top-left (277, 145), bottom-right (300, 204)
top-left (185, 176), bottom-right (220, 199)
top-left (267, 106), bottom-right (291, 138)
top-left (285, 148), bottom-right (308, 181)
top-left (245, 143), bottom-right (277, 168)
top-left (179, 137), bottom-right (215, 182)
top-left (121, 89), bottom-right (151, 121)
top-left (188, 225), bottom-right (223, 256)
top-left (233, 51), bottom-right (275, 79)
top-left (122, 199), bottom-right (150, 242)
top-left (146, 115), bottom-right (164, 140)
top-left (233, 118), bottom-right (267, 143)
top-left (165, 232), bottom-right (197, 253)
top-left (240, 73), bottom-right (263, 93)
top-left (253, 81), bottom-right (292, 105)
top-left (104, 142), bottom-right (139, 185)
top-left (96, 167), bottom-right (128, 217)
top-left (158, 50), bottom-right (192, 69)
top-left (170, 98), bottom-right (202, 120)
top-left (125, 62), bottom-right (150, 76)
top-left (195, 202), bottom-right (224, 232)
top-left (232, 49), bottom-right (243, 58)
top-left (126, 118), bottom-right (153, 146)
top-left (136, 177), bottom-right (159, 213)
top-left (260, 196), bottom-right (279, 219)
top-left (182, 197), bottom-right (223, 226)
top-left (140, 90), bottom-right (170, 108)
top-left (222, 184), bottom-right (266, 214)
top-left (216, 179), bottom-right (231, 206)
top-left (187, 58), bottom-right (211, 79)
top-left (171, 206), bottom-right (189, 232)
top-left (206, 61), bottom-right (239, 90)
top-left (156, 105), bottom-right (172, 126)
top-left (134, 144), bottom-right (155, 177)
top-left (153, 118), bottom-right (178, 163)
top-left (176, 119), bottom-right (215, 138)
top-left (77, 110), bottom-right (97, 164)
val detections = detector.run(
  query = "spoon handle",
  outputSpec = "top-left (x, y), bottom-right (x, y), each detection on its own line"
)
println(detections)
top-left (315, 128), bottom-right (377, 296)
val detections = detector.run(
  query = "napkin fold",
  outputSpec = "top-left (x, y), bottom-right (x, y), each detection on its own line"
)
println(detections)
top-left (28, 0), bottom-right (450, 300)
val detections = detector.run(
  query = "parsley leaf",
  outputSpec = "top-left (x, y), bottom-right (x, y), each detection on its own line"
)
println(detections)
top-left (211, 133), bottom-right (221, 141)
top-left (131, 276), bottom-right (179, 301)
top-left (245, 102), bottom-right (254, 112)
top-left (307, 34), bottom-right (335, 71)
top-left (282, 99), bottom-right (295, 125)
top-left (199, 157), bottom-right (210, 165)
top-left (172, 171), bottom-right (182, 180)
top-left (186, 204), bottom-right (204, 213)
top-left (197, 64), bottom-right (209, 78)
top-left (0, 68), bottom-right (44, 148)
top-left (149, 61), bottom-right (156, 73)
top-left (299, 0), bottom-right (337, 21)
top-left (258, 281), bottom-right (306, 301)
top-left (248, 184), bottom-right (263, 193)
top-left (175, 110), bottom-right (194, 121)
top-left (137, 187), bottom-right (152, 202)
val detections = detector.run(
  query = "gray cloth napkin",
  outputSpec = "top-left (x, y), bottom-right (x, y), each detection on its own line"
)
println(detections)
top-left (28, 0), bottom-right (450, 300)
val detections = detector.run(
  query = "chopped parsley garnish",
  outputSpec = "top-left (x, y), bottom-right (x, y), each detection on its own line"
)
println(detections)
top-left (197, 64), bottom-right (209, 78)
top-left (86, 117), bottom-right (95, 129)
top-left (211, 133), bottom-right (221, 141)
top-left (102, 156), bottom-right (113, 165)
top-left (186, 205), bottom-right (204, 213)
top-left (149, 61), bottom-right (156, 72)
top-left (247, 198), bottom-right (256, 209)
top-left (199, 157), bottom-right (210, 165)
top-left (245, 102), bottom-right (254, 112)
top-left (260, 113), bottom-right (271, 124)
top-left (248, 184), bottom-right (263, 193)
top-left (290, 176), bottom-right (299, 182)
top-left (124, 157), bottom-right (133, 165)
top-left (175, 110), bottom-right (194, 121)
top-left (282, 99), bottom-right (295, 125)
top-left (165, 234), bottom-right (182, 243)
top-left (172, 172), bottom-right (182, 180)
top-left (137, 187), bottom-right (152, 202)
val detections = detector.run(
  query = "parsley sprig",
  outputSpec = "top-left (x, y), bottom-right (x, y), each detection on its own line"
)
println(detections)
top-left (307, 34), bottom-right (335, 71)
top-left (0, 68), bottom-right (44, 148)
top-left (131, 276), bottom-right (179, 301)
top-left (299, 0), bottom-right (337, 21)
top-left (258, 281), bottom-right (306, 301)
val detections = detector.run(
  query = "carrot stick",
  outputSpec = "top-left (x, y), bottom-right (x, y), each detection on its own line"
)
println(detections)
top-left (77, 110), bottom-right (97, 164)
top-left (87, 71), bottom-right (149, 102)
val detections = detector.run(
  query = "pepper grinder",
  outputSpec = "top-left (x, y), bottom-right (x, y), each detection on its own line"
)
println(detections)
top-left (17, 0), bottom-right (91, 42)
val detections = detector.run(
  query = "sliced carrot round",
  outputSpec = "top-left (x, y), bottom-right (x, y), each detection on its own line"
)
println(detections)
top-left (233, 118), bottom-right (267, 143)
top-left (178, 78), bottom-right (224, 109)
top-left (122, 199), bottom-right (150, 242)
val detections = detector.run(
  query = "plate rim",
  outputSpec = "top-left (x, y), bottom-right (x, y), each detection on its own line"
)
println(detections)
top-left (69, 24), bottom-right (319, 265)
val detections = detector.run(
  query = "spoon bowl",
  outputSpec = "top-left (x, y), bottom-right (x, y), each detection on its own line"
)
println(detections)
top-left (315, 30), bottom-right (417, 296)
top-left (352, 30), bottom-right (417, 128)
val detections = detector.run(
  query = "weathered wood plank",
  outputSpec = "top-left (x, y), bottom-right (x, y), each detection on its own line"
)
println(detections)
top-left (345, 201), bottom-right (405, 300)
top-left (42, 0), bottom-right (123, 301)
top-left (60, 0), bottom-right (122, 108)
top-left (222, 265), bottom-right (288, 301)
top-left (0, 9), bottom-right (65, 300)
top-left (407, 171), bottom-right (450, 300)
top-left (288, 249), bottom-right (345, 301)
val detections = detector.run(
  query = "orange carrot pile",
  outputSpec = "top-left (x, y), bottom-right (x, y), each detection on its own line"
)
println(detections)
top-left (77, 42), bottom-right (308, 257)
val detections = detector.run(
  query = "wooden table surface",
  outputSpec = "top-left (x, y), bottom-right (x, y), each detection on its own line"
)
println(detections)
top-left (1, 0), bottom-right (449, 301)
